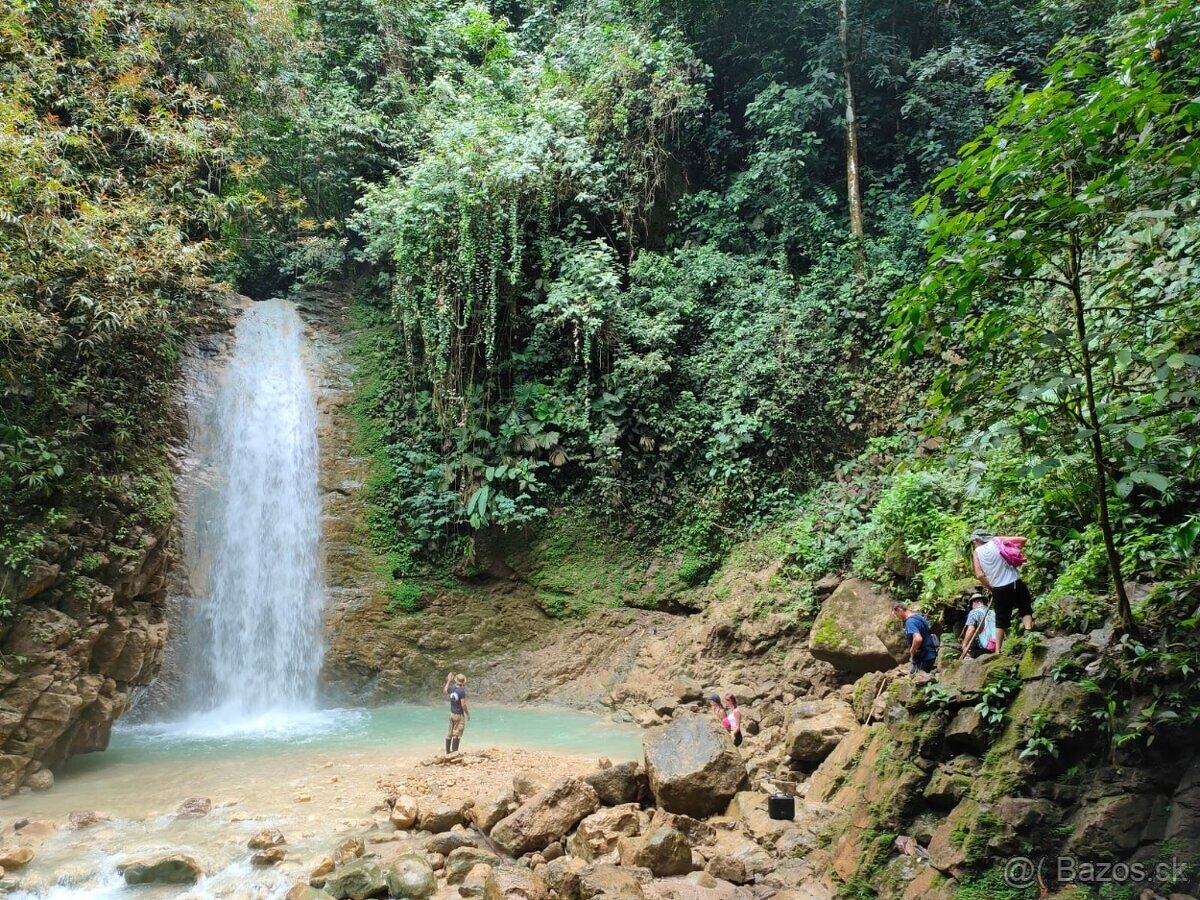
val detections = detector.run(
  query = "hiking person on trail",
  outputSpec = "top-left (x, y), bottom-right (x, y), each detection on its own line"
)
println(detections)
top-left (961, 592), bottom-right (997, 659)
top-left (444, 672), bottom-right (469, 755)
top-left (970, 530), bottom-right (1032, 654)
top-left (892, 602), bottom-right (938, 673)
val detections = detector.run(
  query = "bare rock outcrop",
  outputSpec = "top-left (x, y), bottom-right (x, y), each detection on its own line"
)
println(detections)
top-left (643, 718), bottom-right (747, 818)
top-left (0, 520), bottom-right (174, 797)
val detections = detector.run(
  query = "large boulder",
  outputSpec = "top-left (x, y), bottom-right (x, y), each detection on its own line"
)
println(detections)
top-left (583, 762), bottom-right (643, 806)
top-left (385, 854), bottom-right (437, 899)
top-left (119, 854), bottom-right (203, 886)
top-left (483, 866), bottom-right (550, 900)
top-left (643, 718), bottom-right (747, 817)
top-left (491, 777), bottom-right (600, 856)
top-left (323, 858), bottom-right (387, 900)
top-left (807, 579), bottom-right (906, 674)
top-left (617, 826), bottom-right (692, 877)
top-left (785, 700), bottom-right (858, 763)
top-left (567, 804), bottom-right (642, 862)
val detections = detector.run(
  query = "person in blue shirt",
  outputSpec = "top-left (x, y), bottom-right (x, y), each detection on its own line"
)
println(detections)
top-left (892, 602), bottom-right (938, 673)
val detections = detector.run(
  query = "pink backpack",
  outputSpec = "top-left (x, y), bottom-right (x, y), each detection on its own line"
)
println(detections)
top-left (995, 537), bottom-right (1027, 567)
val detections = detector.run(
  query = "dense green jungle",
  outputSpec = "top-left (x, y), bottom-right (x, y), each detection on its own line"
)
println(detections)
top-left (2, 0), bottom-right (1200, 896)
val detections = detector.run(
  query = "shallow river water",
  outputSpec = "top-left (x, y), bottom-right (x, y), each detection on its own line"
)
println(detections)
top-left (0, 705), bottom-right (641, 898)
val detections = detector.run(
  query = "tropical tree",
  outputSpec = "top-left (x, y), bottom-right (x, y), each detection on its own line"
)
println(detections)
top-left (892, 0), bottom-right (1200, 632)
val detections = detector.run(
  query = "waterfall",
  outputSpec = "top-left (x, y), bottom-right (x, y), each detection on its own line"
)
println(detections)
top-left (182, 298), bottom-right (325, 724)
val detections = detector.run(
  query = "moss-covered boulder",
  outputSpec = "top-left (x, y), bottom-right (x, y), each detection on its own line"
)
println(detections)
top-left (808, 580), bottom-right (906, 674)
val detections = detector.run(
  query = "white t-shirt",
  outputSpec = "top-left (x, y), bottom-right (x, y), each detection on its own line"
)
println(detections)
top-left (975, 540), bottom-right (1018, 588)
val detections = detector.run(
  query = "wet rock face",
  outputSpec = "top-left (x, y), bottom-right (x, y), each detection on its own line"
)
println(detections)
top-left (643, 718), bottom-right (748, 818)
top-left (0, 518), bottom-right (174, 798)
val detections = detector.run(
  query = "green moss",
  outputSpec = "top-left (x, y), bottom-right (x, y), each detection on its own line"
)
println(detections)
top-left (963, 811), bottom-right (1004, 863)
top-left (129, 464), bottom-right (175, 527)
top-left (386, 579), bottom-right (425, 614)
top-left (812, 613), bottom-right (862, 651)
top-left (956, 869), bottom-right (1037, 900)
top-left (836, 829), bottom-right (899, 899)
top-left (528, 512), bottom-right (646, 618)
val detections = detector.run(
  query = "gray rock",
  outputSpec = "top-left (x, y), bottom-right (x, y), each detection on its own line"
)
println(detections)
top-left (475, 787), bottom-right (518, 834)
top-left (944, 707), bottom-right (988, 754)
top-left (447, 847), bottom-right (503, 883)
top-left (617, 826), bottom-right (692, 876)
top-left (643, 718), bottom-right (747, 817)
top-left (542, 855), bottom-right (588, 898)
top-left (567, 804), bottom-right (642, 862)
top-left (578, 864), bottom-right (646, 898)
top-left (483, 865), bottom-right (550, 899)
top-left (175, 797), bottom-right (211, 818)
top-left (419, 802), bottom-right (466, 833)
top-left (385, 853), bottom-right (437, 899)
top-left (584, 762), bottom-right (643, 806)
top-left (785, 700), bottom-right (858, 763)
top-left (119, 854), bottom-right (203, 886)
top-left (425, 830), bottom-right (478, 856)
top-left (252, 847), bottom-right (286, 866)
top-left (323, 858), bottom-right (387, 900)
top-left (248, 827), bottom-right (286, 849)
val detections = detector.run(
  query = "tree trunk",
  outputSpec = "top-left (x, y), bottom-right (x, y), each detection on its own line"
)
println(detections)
top-left (1067, 237), bottom-right (1137, 635)
top-left (839, 0), bottom-right (866, 277)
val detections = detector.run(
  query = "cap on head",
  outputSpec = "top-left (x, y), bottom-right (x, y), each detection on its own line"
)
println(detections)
top-left (970, 592), bottom-right (986, 605)
top-left (969, 529), bottom-right (994, 544)
top-left (455, 673), bottom-right (466, 684)
top-left (705, 692), bottom-right (723, 705)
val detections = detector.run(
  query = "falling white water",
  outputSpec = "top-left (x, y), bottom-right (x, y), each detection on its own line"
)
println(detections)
top-left (182, 298), bottom-right (324, 726)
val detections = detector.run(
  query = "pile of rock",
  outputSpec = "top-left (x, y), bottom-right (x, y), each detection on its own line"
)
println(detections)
top-left (295, 717), bottom-right (837, 900)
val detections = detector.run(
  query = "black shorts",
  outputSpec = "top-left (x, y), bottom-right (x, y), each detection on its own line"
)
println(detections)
top-left (992, 580), bottom-right (1032, 630)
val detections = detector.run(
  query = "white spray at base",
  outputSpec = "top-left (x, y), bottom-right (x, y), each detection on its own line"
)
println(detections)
top-left (181, 298), bottom-right (325, 729)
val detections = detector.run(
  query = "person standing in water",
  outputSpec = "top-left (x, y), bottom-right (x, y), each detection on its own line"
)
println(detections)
top-left (444, 672), bottom-right (469, 754)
